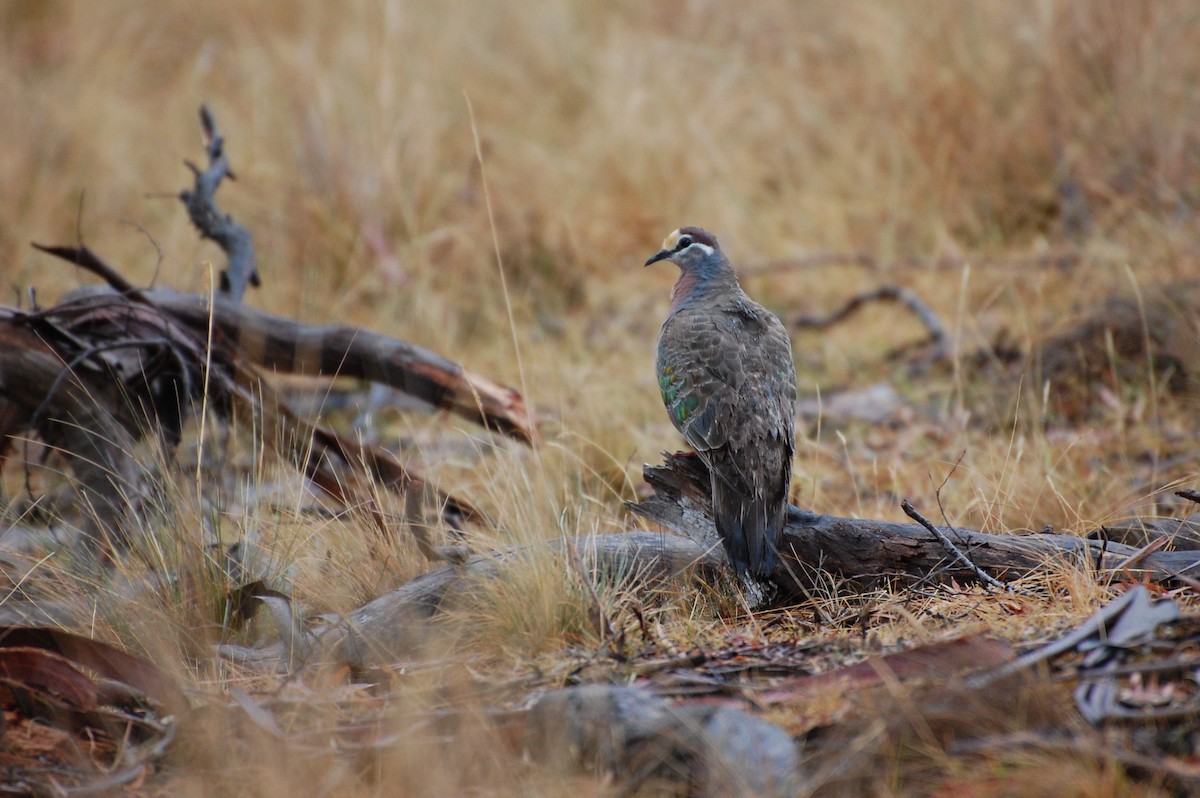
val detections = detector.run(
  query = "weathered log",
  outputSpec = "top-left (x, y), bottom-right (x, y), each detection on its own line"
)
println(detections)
top-left (217, 531), bottom-right (720, 669)
top-left (0, 318), bottom-right (146, 550)
top-left (42, 277), bottom-right (536, 446)
top-left (147, 288), bottom-right (537, 444)
top-left (628, 452), bottom-right (1200, 589)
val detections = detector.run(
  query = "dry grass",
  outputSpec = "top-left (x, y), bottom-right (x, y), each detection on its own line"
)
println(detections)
top-left (4, 0), bottom-right (1200, 794)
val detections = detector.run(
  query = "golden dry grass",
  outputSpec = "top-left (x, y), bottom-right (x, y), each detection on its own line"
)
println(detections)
top-left (3, 1), bottom-right (1200, 794)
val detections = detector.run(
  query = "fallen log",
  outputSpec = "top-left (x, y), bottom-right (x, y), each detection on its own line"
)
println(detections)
top-left (146, 287), bottom-right (537, 444)
top-left (222, 450), bottom-right (1200, 669)
top-left (218, 531), bottom-right (720, 669)
top-left (40, 276), bottom-right (536, 446)
top-left (628, 452), bottom-right (1200, 590)
top-left (1, 272), bottom-right (479, 554)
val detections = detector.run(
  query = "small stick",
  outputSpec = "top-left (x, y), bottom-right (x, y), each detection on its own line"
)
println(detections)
top-left (30, 243), bottom-right (143, 299)
top-left (790, 284), bottom-right (949, 362)
top-left (1175, 489), bottom-right (1200, 506)
top-left (900, 499), bottom-right (1013, 593)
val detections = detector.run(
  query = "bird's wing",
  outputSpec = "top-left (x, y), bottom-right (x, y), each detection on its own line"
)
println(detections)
top-left (657, 309), bottom-right (744, 453)
top-left (657, 300), bottom-right (797, 458)
top-left (752, 308), bottom-right (798, 451)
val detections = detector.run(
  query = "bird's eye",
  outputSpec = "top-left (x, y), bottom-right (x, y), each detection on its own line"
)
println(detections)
top-left (675, 236), bottom-right (694, 251)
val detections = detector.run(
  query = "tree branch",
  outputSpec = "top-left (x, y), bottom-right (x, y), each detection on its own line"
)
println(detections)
top-left (179, 104), bottom-right (260, 300)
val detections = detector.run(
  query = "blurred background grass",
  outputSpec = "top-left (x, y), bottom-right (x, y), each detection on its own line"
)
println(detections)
top-left (8, 1), bottom-right (1200, 324)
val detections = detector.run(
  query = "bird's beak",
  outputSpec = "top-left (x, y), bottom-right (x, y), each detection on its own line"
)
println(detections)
top-left (644, 248), bottom-right (671, 267)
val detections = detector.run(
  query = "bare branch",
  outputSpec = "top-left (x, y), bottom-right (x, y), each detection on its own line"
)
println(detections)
top-left (789, 284), bottom-right (949, 363)
top-left (901, 499), bottom-right (1016, 594)
top-left (178, 104), bottom-right (260, 300)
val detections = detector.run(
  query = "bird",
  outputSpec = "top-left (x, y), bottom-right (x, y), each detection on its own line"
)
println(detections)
top-left (645, 227), bottom-right (797, 581)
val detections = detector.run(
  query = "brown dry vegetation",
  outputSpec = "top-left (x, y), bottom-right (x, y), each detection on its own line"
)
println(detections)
top-left (3, 1), bottom-right (1200, 795)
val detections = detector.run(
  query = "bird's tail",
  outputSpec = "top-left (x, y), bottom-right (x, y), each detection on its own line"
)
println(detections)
top-left (711, 477), bottom-right (785, 581)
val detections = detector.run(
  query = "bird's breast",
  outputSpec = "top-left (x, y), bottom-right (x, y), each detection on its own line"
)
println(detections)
top-left (668, 272), bottom-right (701, 313)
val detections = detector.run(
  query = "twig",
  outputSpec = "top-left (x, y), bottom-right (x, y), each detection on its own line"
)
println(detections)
top-left (790, 284), bottom-right (949, 362)
top-left (905, 453), bottom-right (972, 590)
top-left (120, 219), bottom-right (165, 288)
top-left (900, 499), bottom-right (1013, 594)
top-left (179, 104), bottom-right (260, 300)
top-left (1175, 489), bottom-right (1200, 506)
top-left (30, 243), bottom-right (142, 298)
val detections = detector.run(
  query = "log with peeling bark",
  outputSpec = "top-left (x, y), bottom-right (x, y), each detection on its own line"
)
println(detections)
top-left (145, 288), bottom-right (537, 444)
top-left (218, 450), bottom-right (1200, 670)
top-left (37, 259), bottom-right (536, 445)
top-left (629, 452), bottom-right (1200, 590)
top-left (0, 270), bottom-right (481, 555)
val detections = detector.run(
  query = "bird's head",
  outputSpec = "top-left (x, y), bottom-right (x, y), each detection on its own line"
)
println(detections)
top-left (644, 227), bottom-right (725, 274)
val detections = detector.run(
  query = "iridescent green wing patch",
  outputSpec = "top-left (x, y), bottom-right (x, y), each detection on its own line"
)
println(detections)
top-left (674, 391), bottom-right (700, 422)
top-left (658, 363), bottom-right (677, 405)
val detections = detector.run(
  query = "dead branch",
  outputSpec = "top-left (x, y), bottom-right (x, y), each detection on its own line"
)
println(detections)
top-left (790, 284), bottom-right (950, 363)
top-left (179, 104), bottom-right (260, 300)
top-left (218, 531), bottom-right (720, 669)
top-left (5, 255), bottom-right (480, 554)
top-left (35, 255), bottom-right (536, 445)
top-left (0, 318), bottom-right (145, 552)
top-left (143, 287), bottom-right (538, 444)
top-left (628, 452), bottom-right (1200, 590)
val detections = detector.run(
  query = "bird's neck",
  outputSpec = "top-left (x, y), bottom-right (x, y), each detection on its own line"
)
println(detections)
top-left (669, 268), bottom-right (740, 313)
